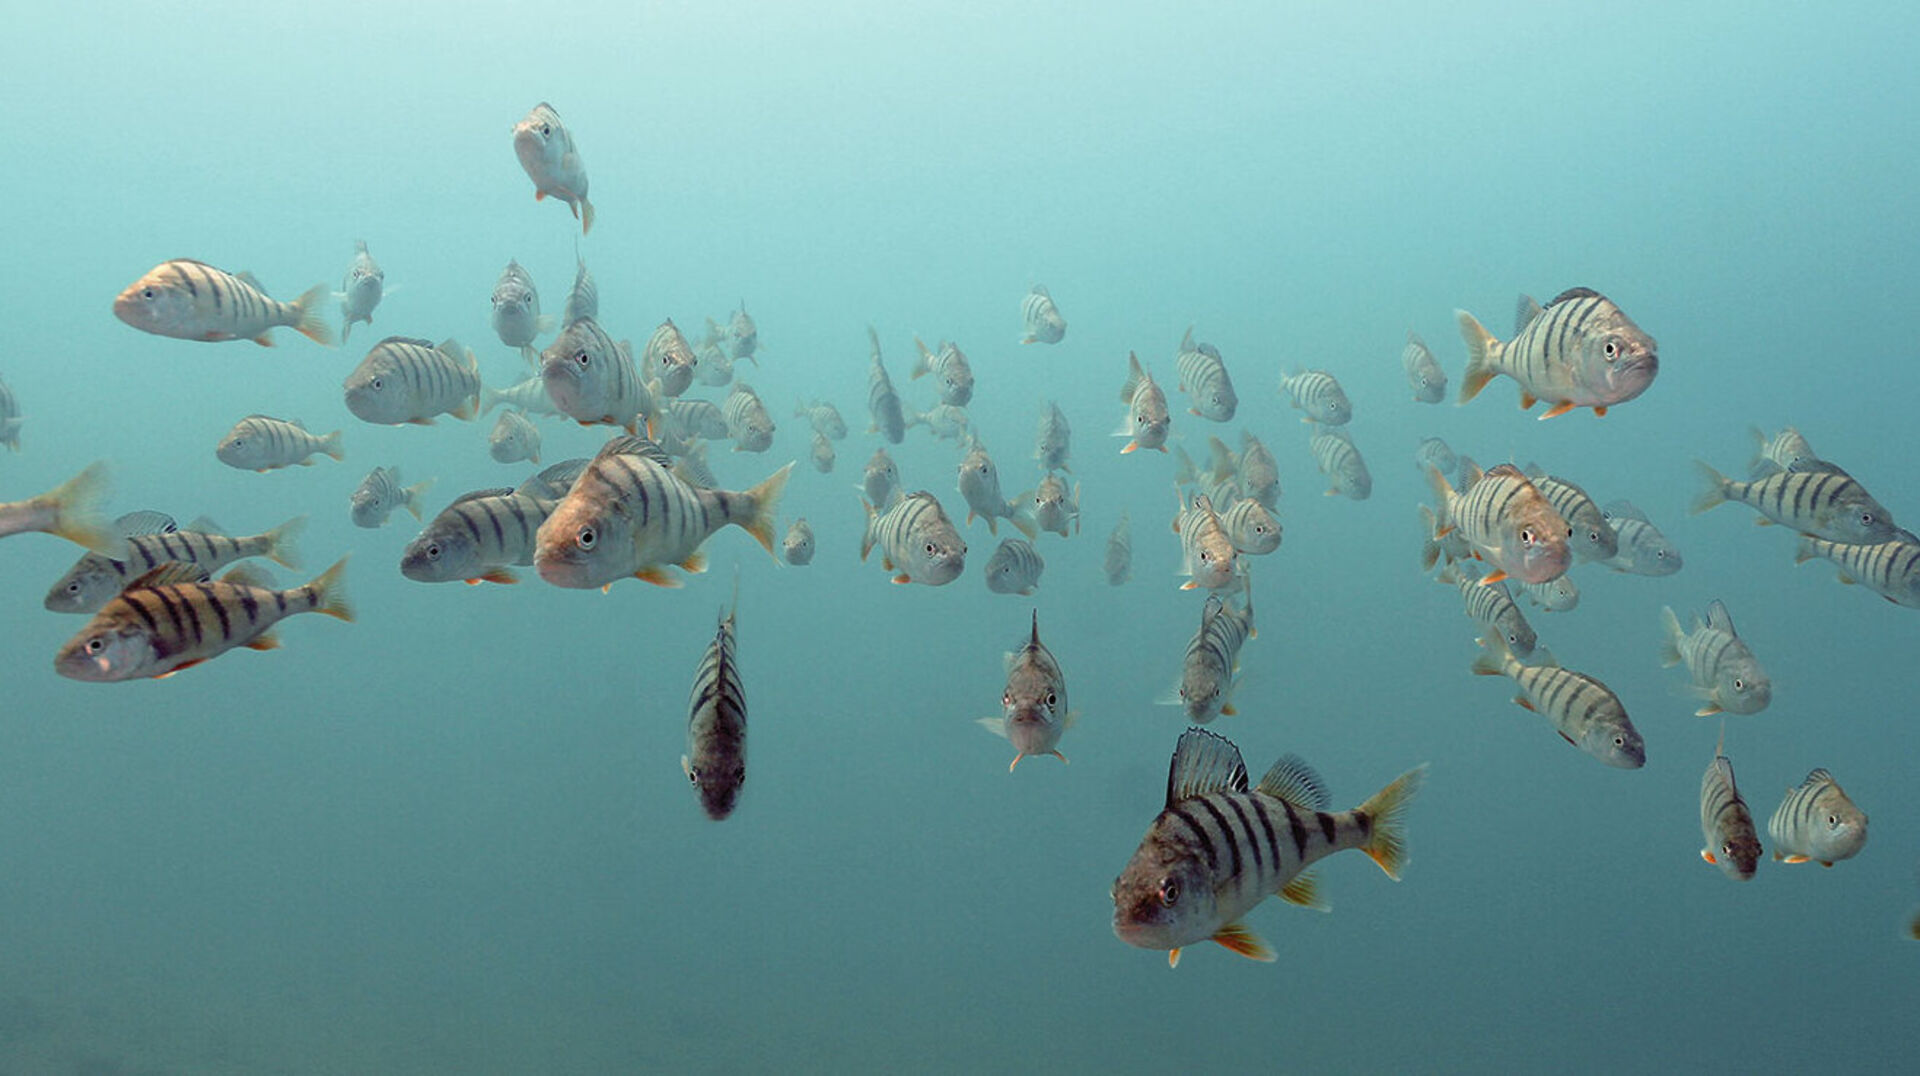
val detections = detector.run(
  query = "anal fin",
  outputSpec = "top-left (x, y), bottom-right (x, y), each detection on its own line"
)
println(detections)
top-left (1210, 921), bottom-right (1276, 962)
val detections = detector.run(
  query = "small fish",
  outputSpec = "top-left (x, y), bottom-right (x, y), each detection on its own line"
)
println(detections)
top-left (482, 374), bottom-right (567, 418)
top-left (1415, 437), bottom-right (1458, 479)
top-left (1748, 425), bottom-right (1821, 478)
top-left (489, 410), bottom-right (543, 465)
top-left (719, 302), bottom-right (759, 363)
top-left (860, 448), bottom-right (902, 510)
top-left (908, 403), bottom-right (971, 443)
top-left (114, 259), bottom-right (333, 346)
top-left (1309, 425), bottom-right (1371, 500)
top-left (669, 399), bottom-right (730, 440)
top-left (1217, 497), bottom-right (1282, 555)
top-left (350, 467), bottom-right (431, 529)
top-left (1403, 332), bottom-right (1447, 403)
top-left (0, 462), bottom-right (122, 556)
top-left (1521, 464), bottom-right (1617, 563)
top-left (1599, 501), bottom-right (1683, 576)
top-left (1426, 459), bottom-right (1570, 586)
top-left (1693, 460), bottom-right (1895, 544)
top-left (1660, 600), bottom-right (1771, 716)
top-left (1104, 512), bottom-right (1133, 585)
top-left (401, 469), bottom-right (575, 585)
top-left (810, 432), bottom-right (836, 474)
top-left (795, 399), bottom-right (848, 441)
top-left (1517, 575), bottom-right (1579, 613)
top-left (1471, 634), bottom-right (1645, 769)
top-left (1768, 769), bottom-right (1868, 867)
top-left (45, 512), bottom-right (303, 614)
top-left (1174, 327), bottom-right (1238, 422)
top-left (1034, 400), bottom-right (1072, 473)
top-left (337, 240), bottom-right (383, 345)
top-left (1457, 288), bottom-right (1658, 418)
top-left (983, 538), bottom-right (1045, 595)
top-left (643, 319), bottom-right (699, 398)
top-left (861, 490), bottom-right (967, 586)
top-left (563, 255), bottom-right (597, 324)
top-left (512, 102), bottom-right (594, 234)
top-left (866, 326), bottom-right (907, 444)
top-left (692, 337), bottom-right (734, 388)
top-left (683, 584), bottom-right (747, 820)
top-left (911, 337), bottom-right (975, 407)
top-left (54, 559), bottom-right (351, 681)
top-left (0, 374), bottom-right (19, 450)
top-left (1111, 728), bottom-right (1425, 967)
top-left (1028, 474), bottom-right (1080, 538)
top-left (978, 611), bottom-right (1072, 770)
top-left (1117, 352), bottom-right (1171, 454)
top-left (1159, 579), bottom-right (1254, 723)
top-left (722, 381), bottom-right (776, 452)
top-left (490, 260), bottom-right (554, 365)
top-left (958, 438), bottom-right (1037, 539)
top-left (1279, 368), bottom-right (1352, 426)
top-left (1794, 529), bottom-right (1920, 607)
top-left (1173, 491), bottom-right (1237, 591)
top-left (1020, 285), bottom-right (1067, 345)
top-left (1700, 730), bottom-right (1763, 882)
top-left (216, 416), bottom-right (343, 472)
top-left (782, 518), bottom-right (815, 565)
top-left (1439, 562), bottom-right (1537, 659)
top-left (1236, 432), bottom-right (1280, 509)
top-left (342, 337), bottom-right (481, 426)
top-left (540, 318), bottom-right (659, 434)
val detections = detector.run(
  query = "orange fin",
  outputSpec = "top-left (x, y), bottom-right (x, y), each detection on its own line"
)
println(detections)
top-left (1558, 730), bottom-right (1576, 745)
top-left (1478, 569), bottom-right (1508, 585)
top-left (473, 568), bottom-right (519, 585)
top-left (1701, 850), bottom-right (1718, 865)
top-left (535, 189), bottom-right (547, 201)
top-left (153, 658), bottom-right (206, 679)
top-left (1593, 405), bottom-right (1609, 417)
top-left (635, 567), bottom-right (682, 588)
top-left (1515, 696), bottom-right (1537, 712)
top-left (244, 632), bottom-right (281, 651)
top-left (1519, 392), bottom-right (1536, 410)
top-left (1179, 581), bottom-right (1199, 590)
top-left (891, 573), bottom-right (912, 584)
top-left (252, 334), bottom-right (275, 347)
top-left (1167, 947), bottom-right (1181, 968)
top-left (1121, 442), bottom-right (1139, 455)
top-left (407, 417), bottom-right (437, 426)
top-left (1538, 401), bottom-right (1576, 420)
top-left (681, 549), bottom-right (708, 574)
top-left (1210, 921), bottom-right (1276, 962)
top-left (1221, 703), bottom-right (1237, 716)
top-left (1781, 854), bottom-right (1810, 864)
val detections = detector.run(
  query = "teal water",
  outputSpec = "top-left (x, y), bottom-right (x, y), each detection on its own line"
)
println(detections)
top-left (3, 2), bottom-right (1918, 1072)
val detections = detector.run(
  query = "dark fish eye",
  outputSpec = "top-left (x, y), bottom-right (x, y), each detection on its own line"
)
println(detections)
top-left (578, 526), bottom-right (597, 549)
top-left (1521, 528), bottom-right (1536, 545)
top-left (85, 638), bottom-right (104, 654)
top-left (67, 581), bottom-right (80, 594)
top-left (1827, 814), bottom-right (1840, 827)
top-left (141, 288), bottom-right (155, 300)
top-left (1603, 340), bottom-right (1619, 360)
top-left (1044, 691), bottom-right (1057, 707)
top-left (370, 377), bottom-right (383, 391)
top-left (923, 542), bottom-right (936, 555)
top-left (1613, 736), bottom-right (1625, 747)
top-left (1507, 632), bottom-right (1519, 645)
top-left (576, 350), bottom-right (591, 366)
top-left (540, 124), bottom-right (551, 136)
top-left (1733, 678), bottom-right (1745, 690)
top-left (1159, 879), bottom-right (1180, 907)
top-left (686, 767), bottom-right (699, 784)
top-left (425, 543), bottom-right (441, 559)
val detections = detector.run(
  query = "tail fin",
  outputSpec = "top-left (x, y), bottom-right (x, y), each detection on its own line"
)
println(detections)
top-left (481, 386), bottom-right (509, 414)
top-left (35, 461), bottom-right (123, 556)
top-left (579, 197), bottom-right (595, 236)
top-left (860, 497), bottom-right (879, 562)
top-left (1172, 445), bottom-right (1199, 485)
top-left (909, 336), bottom-right (934, 378)
top-left (340, 311), bottom-right (355, 345)
top-left (321, 430), bottom-right (346, 461)
top-left (1008, 501), bottom-right (1038, 541)
top-left (1469, 634), bottom-right (1508, 677)
top-left (520, 344), bottom-right (540, 368)
top-left (1657, 606), bottom-right (1685, 667)
top-left (1357, 764), bottom-right (1428, 880)
top-left (1691, 460), bottom-right (1730, 515)
top-left (737, 462), bottom-right (794, 556)
top-left (306, 557), bottom-right (354, 622)
top-left (1455, 310), bottom-right (1498, 404)
top-left (403, 480), bottom-right (434, 520)
top-left (291, 283), bottom-right (336, 346)
top-left (264, 515), bottom-right (307, 570)
top-left (1423, 467), bottom-right (1454, 534)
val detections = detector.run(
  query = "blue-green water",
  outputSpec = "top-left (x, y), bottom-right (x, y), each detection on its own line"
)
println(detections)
top-left (3, 2), bottom-right (1917, 1072)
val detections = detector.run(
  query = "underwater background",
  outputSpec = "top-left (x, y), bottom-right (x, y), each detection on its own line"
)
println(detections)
top-left (3, 1), bottom-right (1918, 1071)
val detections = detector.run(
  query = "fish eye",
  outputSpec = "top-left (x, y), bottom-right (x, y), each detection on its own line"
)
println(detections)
top-left (1827, 814), bottom-right (1840, 827)
top-left (141, 288), bottom-right (155, 300)
top-left (1588, 529), bottom-right (1602, 542)
top-left (85, 637), bottom-right (104, 654)
top-left (1507, 632), bottom-right (1519, 645)
top-left (370, 377), bottom-right (383, 391)
top-left (66, 581), bottom-right (80, 594)
top-left (575, 350), bottom-right (591, 366)
top-left (1521, 528), bottom-right (1537, 545)
top-left (540, 124), bottom-right (551, 136)
top-left (1613, 735), bottom-right (1626, 747)
top-left (1860, 512), bottom-right (1875, 525)
top-left (1603, 340), bottom-right (1619, 360)
top-left (1732, 678), bottom-right (1745, 691)
top-left (1158, 879), bottom-right (1181, 907)
top-left (1044, 692), bottom-right (1057, 707)
top-left (578, 526), bottom-right (597, 549)
top-left (686, 767), bottom-right (699, 784)
top-left (1002, 691), bottom-right (1012, 706)
top-left (924, 542), bottom-right (936, 555)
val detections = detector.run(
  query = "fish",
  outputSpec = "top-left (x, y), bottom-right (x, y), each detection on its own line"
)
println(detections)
top-left (1659, 600), bottom-right (1771, 716)
top-left (1308, 424), bottom-right (1371, 500)
top-left (782, 518), bottom-right (815, 565)
top-left (1158, 579), bottom-right (1254, 723)
top-left (1415, 437), bottom-right (1458, 480)
top-left (1117, 352), bottom-right (1172, 454)
top-left (692, 337), bottom-right (734, 388)
top-left (1028, 474), bottom-right (1080, 538)
top-left (540, 318), bottom-right (660, 435)
top-left (1279, 368), bottom-right (1352, 426)
top-left (1217, 497), bottom-right (1282, 555)
top-left (45, 512), bottom-right (303, 614)
top-left (722, 381), bottom-right (776, 452)
top-left (1425, 459), bottom-right (1570, 585)
top-left (810, 432), bottom-right (836, 474)
top-left (1438, 563), bottom-right (1536, 660)
top-left (349, 467), bottom-right (431, 529)
top-left (860, 490), bottom-right (967, 585)
top-left (1749, 425), bottom-right (1822, 477)
top-left (400, 469), bottom-right (575, 585)
top-left (563, 255), bottom-right (598, 324)
top-left (0, 374), bottom-right (19, 450)
top-left (518, 458), bottom-right (590, 500)
top-left (1104, 511), bottom-right (1133, 585)
top-left (1521, 464), bottom-right (1617, 563)
top-left (215, 416), bottom-right (343, 472)
top-left (860, 448), bottom-right (902, 510)
top-left (983, 538), bottom-right (1045, 595)
top-left (1456, 288), bottom-right (1658, 418)
top-left (866, 326), bottom-right (907, 444)
top-left (511, 102), bottom-right (594, 233)
top-left (908, 403), bottom-right (971, 443)
top-left (643, 320), bottom-right (699, 399)
top-left (978, 611), bottom-right (1073, 770)
top-left (489, 410), bottom-right (543, 465)
top-left (795, 399), bottom-right (848, 441)
top-left (669, 399), bottom-right (730, 441)
top-left (1700, 730), bottom-right (1763, 881)
top-left (336, 240), bottom-right (383, 344)
top-left (1692, 460), bottom-right (1896, 544)
top-left (1403, 332), bottom-right (1447, 403)
top-left (113, 259), bottom-right (333, 347)
top-left (1034, 400), bottom-right (1072, 473)
top-left (910, 336), bottom-right (975, 407)
top-left (1174, 327), bottom-right (1238, 421)
top-left (683, 584), bottom-right (748, 820)
top-left (1174, 491), bottom-right (1237, 591)
top-left (1470, 634), bottom-right (1645, 769)
top-left (0, 462), bottom-right (123, 556)
top-left (1020, 285), bottom-right (1067, 345)
top-left (1794, 529), bottom-right (1920, 607)
top-left (1599, 501), bottom-right (1683, 576)
top-left (481, 374), bottom-right (567, 418)
top-left (1768, 769), bottom-right (1868, 866)
top-left (490, 259), bottom-right (554, 365)
top-left (535, 436), bottom-right (791, 590)
top-left (342, 336), bottom-right (481, 426)
top-left (1111, 728), bottom-right (1425, 967)
top-left (53, 559), bottom-right (351, 681)
top-left (958, 438), bottom-right (1038, 539)
top-left (1236, 432), bottom-right (1280, 509)
top-left (724, 303), bottom-right (760, 363)
top-left (1517, 575), bottom-right (1580, 613)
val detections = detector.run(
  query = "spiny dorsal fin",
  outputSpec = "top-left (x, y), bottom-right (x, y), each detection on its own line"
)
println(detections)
top-left (1166, 727), bottom-right (1248, 807)
top-left (1705, 599), bottom-right (1736, 636)
top-left (127, 562), bottom-right (210, 590)
top-left (1800, 768), bottom-right (1835, 788)
top-left (374, 335), bottom-right (435, 349)
top-left (1547, 286), bottom-right (1603, 305)
top-left (115, 510), bottom-right (177, 537)
top-left (450, 487), bottom-right (517, 507)
top-left (594, 434), bottom-right (671, 467)
top-left (1255, 754), bottom-right (1331, 810)
top-left (518, 459), bottom-right (589, 499)
top-left (234, 270), bottom-right (262, 290)
top-left (1029, 608), bottom-right (1041, 648)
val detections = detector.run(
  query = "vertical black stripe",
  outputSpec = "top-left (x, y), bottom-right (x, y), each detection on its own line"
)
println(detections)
top-left (1168, 808), bottom-right (1219, 871)
top-left (1195, 797), bottom-right (1242, 880)
top-left (1278, 798), bottom-right (1309, 860)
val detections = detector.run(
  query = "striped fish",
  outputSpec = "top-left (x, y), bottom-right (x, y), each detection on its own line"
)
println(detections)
top-left (861, 448), bottom-right (902, 510)
top-left (489, 410), bottom-right (542, 465)
top-left (1701, 731), bottom-right (1762, 881)
top-left (1403, 332), bottom-right (1447, 403)
top-left (978, 610), bottom-right (1072, 770)
top-left (563, 255), bottom-right (597, 325)
top-left (1768, 769), bottom-right (1868, 866)
top-left (1748, 425), bottom-right (1820, 477)
top-left (350, 467), bottom-right (431, 529)
top-left (683, 585), bottom-right (748, 820)
top-left (536, 435), bottom-right (791, 590)
top-left (1520, 464), bottom-right (1617, 563)
top-left (0, 374), bottom-right (19, 451)
top-left (1173, 491), bottom-right (1237, 592)
top-left (910, 336), bottom-right (975, 407)
top-left (721, 381), bottom-right (775, 452)
top-left (670, 399), bottom-right (730, 440)
top-left (810, 432), bottom-right (836, 474)
top-left (909, 403), bottom-right (971, 443)
top-left (721, 303), bottom-right (759, 363)
top-left (1599, 501), bottom-right (1683, 576)
top-left (482, 374), bottom-right (567, 418)
top-left (490, 260), bottom-right (553, 365)
top-left (782, 518), bottom-right (815, 565)
top-left (401, 475), bottom-right (567, 586)
top-left (1237, 431), bottom-right (1280, 509)
top-left (958, 439), bottom-right (1037, 539)
top-left (1174, 327), bottom-right (1238, 422)
top-left (984, 538), bottom-right (1045, 595)
top-left (1794, 529), bottom-right (1920, 607)
top-left (113, 259), bottom-right (333, 346)
top-left (1020, 284), bottom-right (1067, 345)
top-left (0, 462), bottom-right (123, 556)
top-left (343, 336), bottom-right (482, 425)
top-left (1217, 497), bottom-right (1282, 555)
top-left (861, 489), bottom-right (966, 586)
top-left (1420, 503), bottom-right (1474, 573)
top-left (337, 240), bottom-right (383, 345)
top-left (1426, 459), bottom-right (1570, 586)
top-left (1439, 563), bottom-right (1536, 660)
top-left (1158, 580), bottom-right (1254, 723)
top-left (1034, 400), bottom-right (1072, 473)
top-left (512, 101), bottom-right (594, 234)
top-left (215, 415), bottom-right (343, 472)
top-left (692, 337), bottom-right (734, 387)
top-left (1028, 474), bottom-right (1079, 538)
top-left (1116, 352), bottom-right (1171, 454)
top-left (1693, 460), bottom-right (1895, 544)
top-left (1111, 728), bottom-right (1425, 967)
top-left (866, 326), bottom-right (907, 444)
top-left (1104, 511), bottom-right (1132, 585)
top-left (1471, 634), bottom-right (1645, 768)
top-left (641, 319), bottom-right (699, 399)
top-left (53, 558), bottom-right (351, 682)
top-left (795, 399), bottom-right (848, 441)
top-left (1415, 437), bottom-right (1458, 480)
top-left (1279, 368), bottom-right (1352, 426)
top-left (1517, 575), bottom-right (1580, 613)
top-left (1308, 424), bottom-right (1371, 500)
top-left (1659, 600), bottom-right (1771, 716)
top-left (1456, 287), bottom-right (1658, 418)
top-left (540, 318), bottom-right (660, 435)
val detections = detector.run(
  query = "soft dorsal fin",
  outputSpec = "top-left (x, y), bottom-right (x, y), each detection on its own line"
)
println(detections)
top-left (1514, 294), bottom-right (1545, 334)
top-left (1547, 286), bottom-right (1603, 306)
top-left (234, 270), bottom-right (262, 290)
top-left (115, 510), bottom-right (177, 537)
top-left (127, 562), bottom-right (210, 589)
top-left (1179, 326), bottom-right (1196, 353)
top-left (1166, 728), bottom-right (1249, 807)
top-left (450, 487), bottom-right (517, 506)
top-left (1601, 500), bottom-right (1649, 524)
top-left (518, 458), bottom-right (589, 499)
top-left (1256, 754), bottom-right (1331, 810)
top-left (375, 335), bottom-right (434, 349)
top-left (1800, 768), bottom-right (1835, 788)
top-left (184, 515), bottom-right (225, 535)
top-left (220, 563), bottom-right (275, 589)
top-left (1029, 608), bottom-right (1041, 649)
top-left (1705, 599), bottom-right (1736, 636)
top-left (594, 434), bottom-right (671, 467)
top-left (1521, 462), bottom-right (1546, 481)
top-left (1534, 647), bottom-right (1562, 669)
top-left (1458, 456), bottom-right (1484, 489)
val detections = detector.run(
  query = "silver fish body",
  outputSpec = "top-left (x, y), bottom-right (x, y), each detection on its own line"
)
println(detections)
top-left (669, 399), bottom-right (729, 440)
top-left (643, 319), bottom-right (699, 398)
top-left (1599, 501), bottom-right (1683, 576)
top-left (909, 404), bottom-right (971, 442)
top-left (1020, 285), bottom-right (1067, 345)
top-left (216, 416), bottom-right (343, 471)
top-left (1118, 352), bottom-right (1171, 454)
top-left (401, 482), bottom-right (560, 585)
top-left (540, 318), bottom-right (657, 433)
top-left (482, 374), bottom-right (567, 418)
top-left (114, 259), bottom-right (332, 347)
top-left (489, 410), bottom-right (543, 464)
top-left (1415, 437), bottom-right (1458, 479)
top-left (1034, 400), bottom-right (1072, 473)
top-left (1174, 327), bottom-right (1237, 421)
top-left (683, 593), bottom-right (747, 820)
top-left (1517, 575), bottom-right (1580, 613)
top-left (722, 381), bottom-right (775, 452)
top-left (1442, 563), bottom-right (1536, 659)
top-left (810, 432), bottom-right (836, 473)
top-left (796, 399), bottom-right (848, 441)
top-left (350, 467), bottom-right (430, 529)
top-left (490, 260), bottom-right (552, 361)
top-left (1457, 287), bottom-right (1658, 418)
top-left (782, 518), bottom-right (815, 565)
top-left (692, 338), bottom-right (734, 387)
top-left (866, 326), bottom-right (907, 444)
top-left (1174, 492), bottom-right (1237, 591)
top-left (343, 337), bottom-right (481, 425)
top-left (1029, 474), bottom-right (1079, 538)
top-left (911, 336), bottom-right (974, 407)
top-left (1426, 459), bottom-right (1570, 585)
top-left (861, 490), bottom-right (966, 586)
top-left (1217, 497), bottom-right (1282, 555)
top-left (1749, 425), bottom-right (1821, 477)
top-left (0, 374), bottom-right (19, 451)
top-left (1403, 332), bottom-right (1447, 403)
top-left (979, 611), bottom-right (1071, 770)
top-left (45, 512), bottom-right (303, 614)
top-left (861, 448), bottom-right (901, 509)
top-left (1471, 635), bottom-right (1644, 768)
top-left (958, 440), bottom-right (1036, 538)
top-left (1660, 600), bottom-right (1771, 716)
top-left (1769, 769), bottom-right (1867, 866)
top-left (512, 102), bottom-right (594, 233)
top-left (1794, 530), bottom-right (1920, 607)
top-left (338, 240), bottom-right (383, 344)
top-left (1235, 432), bottom-right (1280, 509)
top-left (1163, 584), bottom-right (1254, 723)
top-left (1309, 425), bottom-right (1371, 500)
top-left (1693, 460), bottom-right (1895, 544)
top-left (1280, 368), bottom-right (1352, 425)
top-left (984, 538), bottom-right (1045, 595)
